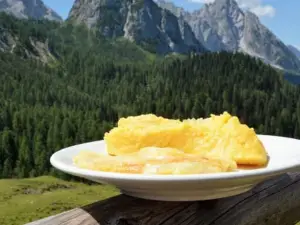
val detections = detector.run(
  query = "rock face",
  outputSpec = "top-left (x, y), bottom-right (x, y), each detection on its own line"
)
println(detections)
top-left (0, 0), bottom-right (62, 21)
top-left (157, 0), bottom-right (300, 71)
top-left (0, 30), bottom-right (17, 52)
top-left (240, 11), bottom-right (300, 70)
top-left (288, 45), bottom-right (300, 59)
top-left (68, 0), bottom-right (206, 54)
top-left (155, 0), bottom-right (186, 18)
top-left (0, 32), bottom-right (55, 63)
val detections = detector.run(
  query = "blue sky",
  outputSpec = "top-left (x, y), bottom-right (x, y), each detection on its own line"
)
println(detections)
top-left (44, 0), bottom-right (299, 49)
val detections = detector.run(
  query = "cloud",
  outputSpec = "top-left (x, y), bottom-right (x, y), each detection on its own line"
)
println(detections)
top-left (187, 0), bottom-right (276, 18)
top-left (236, 0), bottom-right (276, 17)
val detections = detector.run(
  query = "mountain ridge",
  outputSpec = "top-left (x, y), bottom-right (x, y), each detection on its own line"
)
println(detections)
top-left (288, 45), bottom-right (300, 59)
top-left (157, 0), bottom-right (300, 72)
top-left (68, 0), bottom-right (206, 55)
top-left (0, 0), bottom-right (299, 72)
top-left (0, 0), bottom-right (62, 21)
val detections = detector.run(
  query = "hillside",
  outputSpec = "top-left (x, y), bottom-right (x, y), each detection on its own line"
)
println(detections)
top-left (1, 41), bottom-right (300, 179)
top-left (0, 13), bottom-right (157, 64)
top-left (0, 176), bottom-right (119, 225)
top-left (0, 0), bottom-right (299, 72)
top-left (285, 71), bottom-right (300, 85)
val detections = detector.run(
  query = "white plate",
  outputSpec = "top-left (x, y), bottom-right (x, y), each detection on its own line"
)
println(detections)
top-left (50, 135), bottom-right (300, 201)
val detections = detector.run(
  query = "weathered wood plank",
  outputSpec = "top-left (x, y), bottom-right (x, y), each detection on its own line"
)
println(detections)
top-left (27, 173), bottom-right (300, 225)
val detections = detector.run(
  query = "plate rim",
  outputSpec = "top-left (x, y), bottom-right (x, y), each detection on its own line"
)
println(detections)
top-left (50, 134), bottom-right (300, 182)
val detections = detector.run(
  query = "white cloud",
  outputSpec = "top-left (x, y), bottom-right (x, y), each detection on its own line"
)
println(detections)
top-left (237, 0), bottom-right (276, 17)
top-left (187, 0), bottom-right (276, 18)
top-left (250, 5), bottom-right (275, 17)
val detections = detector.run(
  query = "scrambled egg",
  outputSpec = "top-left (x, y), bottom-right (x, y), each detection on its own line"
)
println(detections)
top-left (104, 112), bottom-right (268, 167)
top-left (74, 112), bottom-right (268, 175)
top-left (104, 115), bottom-right (185, 156)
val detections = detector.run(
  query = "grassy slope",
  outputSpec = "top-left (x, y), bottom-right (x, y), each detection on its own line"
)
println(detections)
top-left (2, 175), bottom-right (299, 225)
top-left (0, 176), bottom-right (119, 225)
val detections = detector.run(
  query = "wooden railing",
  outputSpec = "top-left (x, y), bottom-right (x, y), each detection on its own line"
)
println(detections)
top-left (27, 173), bottom-right (300, 225)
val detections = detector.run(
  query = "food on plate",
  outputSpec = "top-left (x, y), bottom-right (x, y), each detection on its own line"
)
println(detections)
top-left (182, 112), bottom-right (268, 166)
top-left (104, 114), bottom-right (185, 156)
top-left (104, 112), bottom-right (268, 166)
top-left (74, 112), bottom-right (268, 175)
top-left (73, 147), bottom-right (237, 175)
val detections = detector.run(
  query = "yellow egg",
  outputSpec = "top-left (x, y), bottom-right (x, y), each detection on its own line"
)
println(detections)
top-left (104, 114), bottom-right (186, 156)
top-left (104, 112), bottom-right (268, 167)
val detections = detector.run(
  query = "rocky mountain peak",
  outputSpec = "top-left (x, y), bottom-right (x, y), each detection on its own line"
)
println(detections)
top-left (197, 0), bottom-right (244, 51)
top-left (68, 0), bottom-right (206, 55)
top-left (213, 0), bottom-right (238, 6)
top-left (157, 0), bottom-right (300, 71)
top-left (0, 0), bottom-right (62, 21)
top-left (155, 0), bottom-right (185, 17)
top-left (207, 0), bottom-right (240, 11)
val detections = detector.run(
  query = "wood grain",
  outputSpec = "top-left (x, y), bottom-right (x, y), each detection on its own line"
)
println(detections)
top-left (27, 173), bottom-right (300, 225)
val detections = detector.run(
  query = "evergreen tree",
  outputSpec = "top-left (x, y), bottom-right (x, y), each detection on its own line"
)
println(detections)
top-left (16, 136), bottom-right (32, 178)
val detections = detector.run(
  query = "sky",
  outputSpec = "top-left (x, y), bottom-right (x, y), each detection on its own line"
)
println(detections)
top-left (43, 0), bottom-right (300, 49)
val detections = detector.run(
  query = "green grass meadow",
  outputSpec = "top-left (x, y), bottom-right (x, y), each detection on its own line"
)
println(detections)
top-left (0, 176), bottom-right (119, 225)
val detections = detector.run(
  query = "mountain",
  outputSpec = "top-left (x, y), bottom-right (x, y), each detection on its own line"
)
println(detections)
top-left (0, 13), bottom-right (60, 63)
top-left (155, 0), bottom-right (186, 18)
top-left (0, 0), bottom-right (62, 21)
top-left (68, 0), bottom-right (206, 55)
top-left (288, 45), bottom-right (300, 59)
top-left (0, 12), bottom-right (156, 64)
top-left (157, 0), bottom-right (300, 72)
